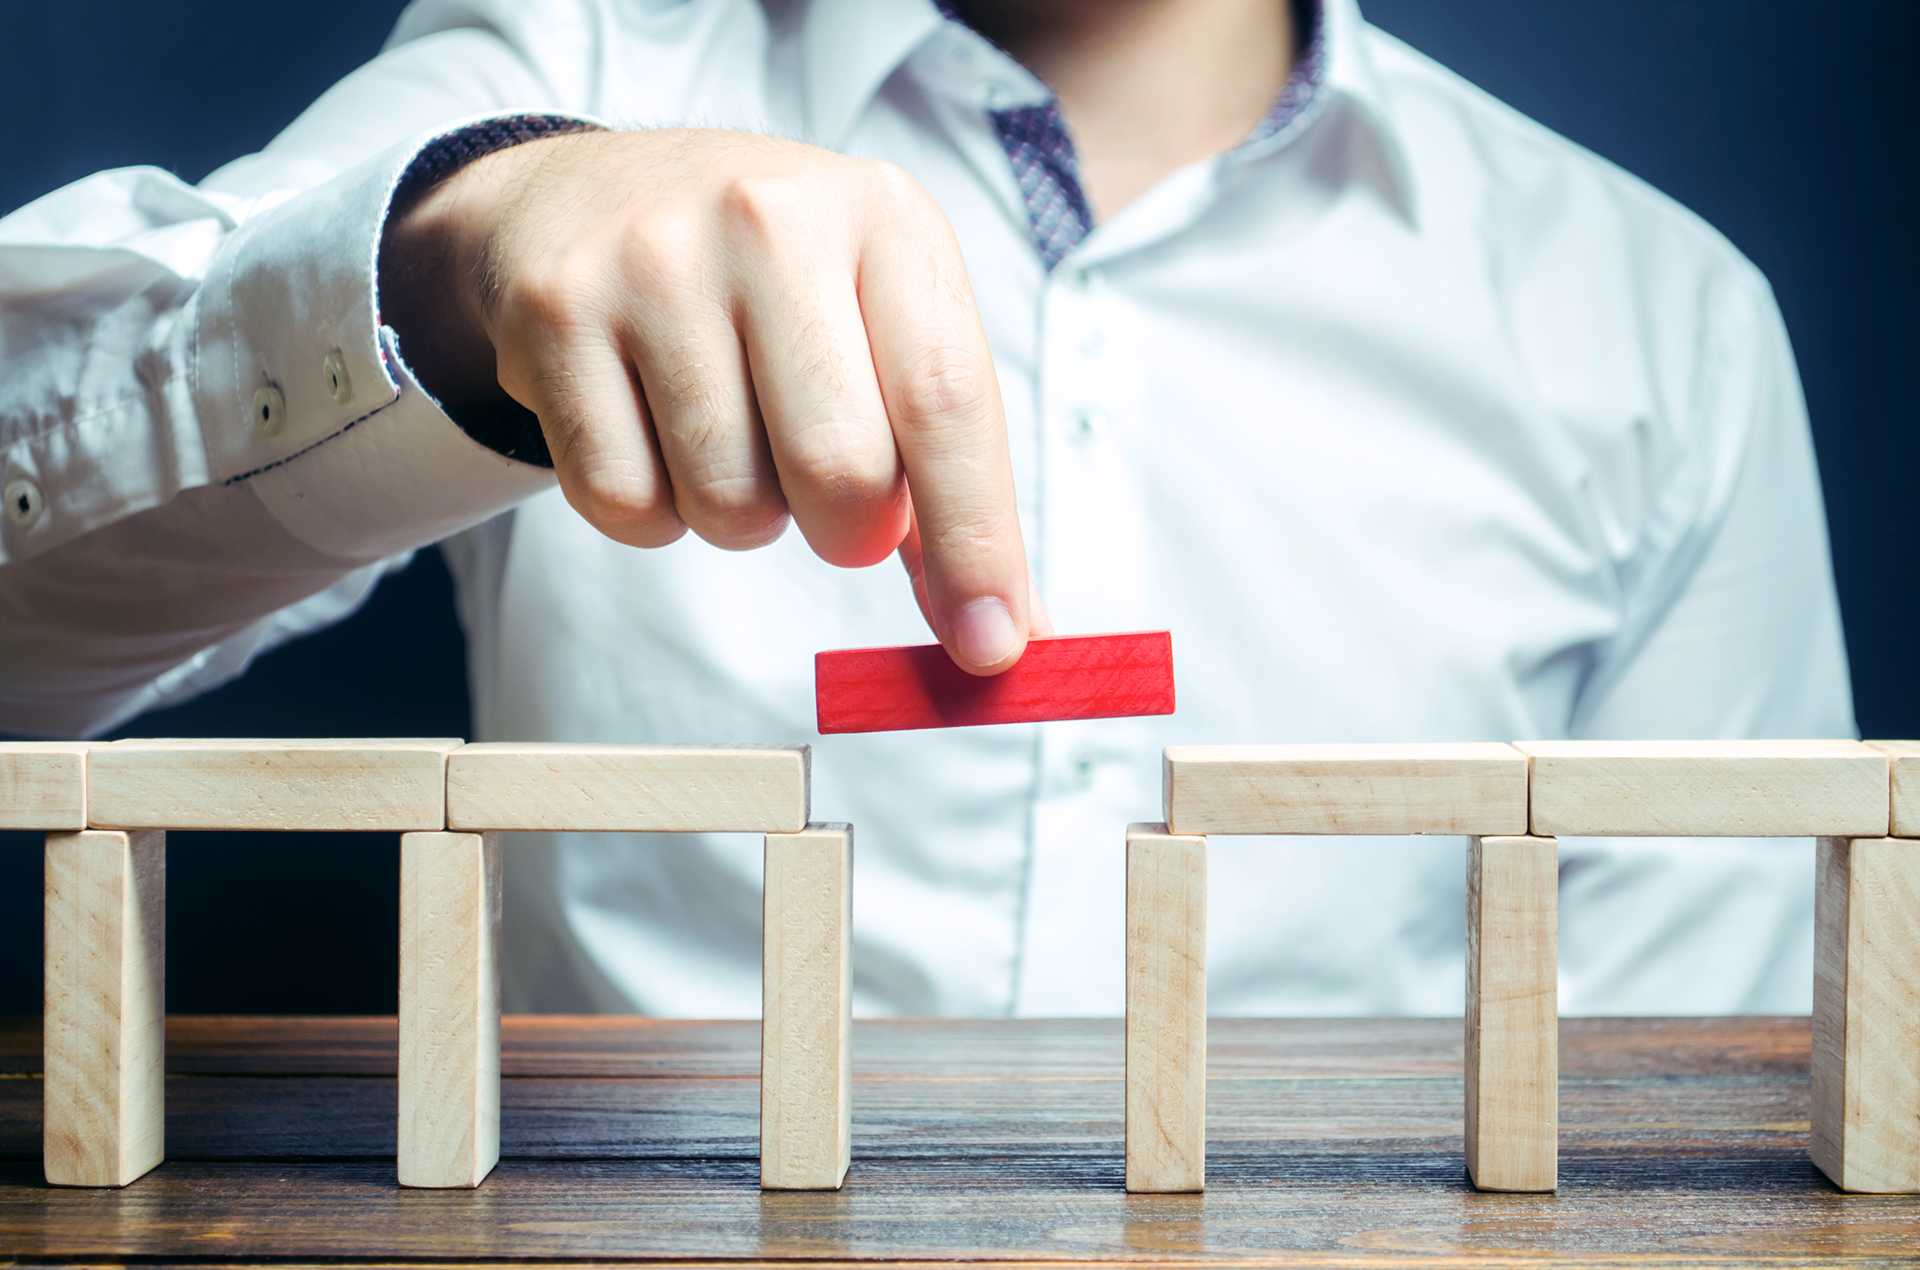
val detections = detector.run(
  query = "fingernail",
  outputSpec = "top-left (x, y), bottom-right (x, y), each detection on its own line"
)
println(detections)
top-left (952, 597), bottom-right (1018, 669)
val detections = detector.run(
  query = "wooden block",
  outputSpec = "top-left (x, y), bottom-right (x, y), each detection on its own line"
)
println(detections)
top-left (1866, 742), bottom-right (1920, 838)
top-left (0, 743), bottom-right (90, 830)
top-left (1466, 834), bottom-right (1558, 1193)
top-left (398, 831), bottom-right (502, 1189)
top-left (1162, 743), bottom-right (1527, 836)
top-left (1516, 739), bottom-right (1888, 838)
top-left (43, 829), bottom-right (165, 1187)
top-left (814, 631), bottom-right (1175, 734)
top-left (1125, 822), bottom-right (1207, 1193)
top-left (761, 823), bottom-right (852, 1190)
top-left (88, 738), bottom-right (459, 831)
top-left (447, 743), bottom-right (809, 833)
top-left (1812, 837), bottom-right (1920, 1192)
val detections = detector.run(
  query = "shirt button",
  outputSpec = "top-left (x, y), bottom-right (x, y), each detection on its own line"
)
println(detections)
top-left (1070, 409), bottom-right (1102, 446)
top-left (253, 386), bottom-right (287, 437)
top-left (1070, 749), bottom-right (1100, 789)
top-left (1066, 266), bottom-right (1100, 294)
top-left (323, 351), bottom-right (353, 405)
top-left (5, 478), bottom-right (44, 529)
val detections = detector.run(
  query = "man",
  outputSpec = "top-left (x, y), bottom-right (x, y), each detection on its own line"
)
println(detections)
top-left (0, 0), bottom-right (1851, 1017)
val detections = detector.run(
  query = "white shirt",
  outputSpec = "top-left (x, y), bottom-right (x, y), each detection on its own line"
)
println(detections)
top-left (0, 0), bottom-right (1854, 1017)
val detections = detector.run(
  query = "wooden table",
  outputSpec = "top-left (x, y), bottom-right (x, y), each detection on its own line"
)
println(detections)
top-left (2, 1015), bottom-right (1915, 1266)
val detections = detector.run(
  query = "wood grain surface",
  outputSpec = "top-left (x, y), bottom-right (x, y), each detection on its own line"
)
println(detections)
top-left (1812, 837), bottom-right (1920, 1192)
top-left (1465, 835), bottom-right (1558, 1192)
top-left (761, 824), bottom-right (853, 1190)
top-left (1125, 824), bottom-right (1207, 1193)
top-left (446, 743), bottom-right (810, 833)
top-left (0, 742), bottom-right (89, 830)
top-left (87, 738), bottom-right (459, 832)
top-left (1866, 741), bottom-right (1920, 838)
top-left (2, 1015), bottom-right (1916, 1266)
top-left (39, 830), bottom-right (165, 1187)
top-left (1161, 743), bottom-right (1528, 836)
top-left (1516, 740), bottom-right (1890, 838)
top-left (397, 831), bottom-right (501, 1189)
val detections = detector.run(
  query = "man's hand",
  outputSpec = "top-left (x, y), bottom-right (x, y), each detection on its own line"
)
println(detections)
top-left (380, 128), bottom-right (1049, 674)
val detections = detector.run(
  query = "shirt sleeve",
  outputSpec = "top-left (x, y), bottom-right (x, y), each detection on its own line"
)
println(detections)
top-left (1555, 263), bottom-right (1854, 1015)
top-left (1571, 265), bottom-right (1854, 742)
top-left (0, 21), bottom-right (596, 737)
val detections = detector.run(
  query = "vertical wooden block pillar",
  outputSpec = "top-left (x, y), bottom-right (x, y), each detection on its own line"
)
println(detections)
top-left (1466, 834), bottom-right (1558, 1192)
top-left (1812, 837), bottom-right (1920, 1192)
top-left (398, 831), bottom-right (502, 1189)
top-left (1125, 822), bottom-right (1206, 1193)
top-left (761, 822), bottom-right (853, 1190)
top-left (44, 830), bottom-right (166, 1188)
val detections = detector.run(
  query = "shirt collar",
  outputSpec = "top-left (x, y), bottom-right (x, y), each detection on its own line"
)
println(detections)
top-left (1265, 0), bottom-right (1418, 222)
top-left (798, 0), bottom-right (947, 147)
top-left (795, 0), bottom-right (1416, 221)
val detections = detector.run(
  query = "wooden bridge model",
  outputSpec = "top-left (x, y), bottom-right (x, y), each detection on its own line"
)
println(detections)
top-left (4, 738), bottom-right (1915, 1196)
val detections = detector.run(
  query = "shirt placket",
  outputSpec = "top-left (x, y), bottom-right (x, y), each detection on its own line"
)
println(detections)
top-left (907, 6), bottom-right (1334, 1011)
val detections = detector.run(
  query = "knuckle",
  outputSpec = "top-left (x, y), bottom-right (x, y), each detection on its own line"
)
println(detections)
top-left (858, 160), bottom-right (930, 213)
top-left (718, 173), bottom-right (807, 240)
top-left (508, 247), bottom-right (596, 326)
top-left (677, 473), bottom-right (789, 548)
top-left (785, 423), bottom-right (903, 512)
top-left (894, 344), bottom-right (994, 429)
top-left (922, 507), bottom-right (1004, 568)
top-left (567, 462), bottom-right (681, 546)
top-left (619, 212), bottom-right (702, 292)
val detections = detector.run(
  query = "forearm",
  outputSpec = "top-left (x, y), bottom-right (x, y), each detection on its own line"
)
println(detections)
top-left (377, 122), bottom-right (597, 460)
top-left (0, 23), bottom-right (582, 734)
top-left (0, 484), bottom-right (400, 737)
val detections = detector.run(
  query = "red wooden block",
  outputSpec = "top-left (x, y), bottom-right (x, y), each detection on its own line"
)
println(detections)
top-left (815, 631), bottom-right (1176, 735)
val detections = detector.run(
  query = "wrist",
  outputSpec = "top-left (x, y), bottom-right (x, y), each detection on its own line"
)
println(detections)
top-left (377, 118), bottom-right (596, 450)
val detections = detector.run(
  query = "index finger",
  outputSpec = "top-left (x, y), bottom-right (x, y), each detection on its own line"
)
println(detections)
top-left (856, 175), bottom-right (1035, 676)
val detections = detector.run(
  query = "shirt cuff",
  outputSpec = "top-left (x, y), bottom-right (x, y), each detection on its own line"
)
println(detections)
top-left (190, 112), bottom-right (596, 561)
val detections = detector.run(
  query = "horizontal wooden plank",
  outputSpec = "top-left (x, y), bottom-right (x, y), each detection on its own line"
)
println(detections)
top-left (1162, 743), bottom-right (1528, 836)
top-left (1518, 739), bottom-right (1889, 837)
top-left (87, 739), bottom-right (459, 832)
top-left (0, 742), bottom-right (89, 830)
top-left (1867, 741), bottom-right (1920, 837)
top-left (446, 744), bottom-right (808, 833)
top-left (815, 632), bottom-right (1175, 734)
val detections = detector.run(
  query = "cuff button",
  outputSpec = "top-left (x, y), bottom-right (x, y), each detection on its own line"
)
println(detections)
top-left (323, 350), bottom-right (353, 404)
top-left (253, 385), bottom-right (288, 437)
top-left (5, 478), bottom-right (44, 529)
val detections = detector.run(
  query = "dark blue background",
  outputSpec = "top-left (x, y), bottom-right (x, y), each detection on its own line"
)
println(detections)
top-left (2, 1), bottom-right (1914, 1014)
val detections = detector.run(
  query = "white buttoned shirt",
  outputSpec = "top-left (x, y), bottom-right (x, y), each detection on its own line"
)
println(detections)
top-left (0, 0), bottom-right (1853, 1016)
